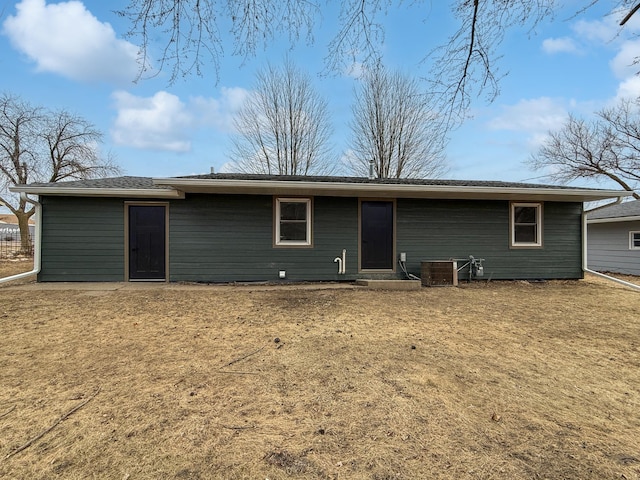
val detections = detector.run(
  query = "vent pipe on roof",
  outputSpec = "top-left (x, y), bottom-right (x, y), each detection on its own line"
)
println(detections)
top-left (368, 159), bottom-right (375, 180)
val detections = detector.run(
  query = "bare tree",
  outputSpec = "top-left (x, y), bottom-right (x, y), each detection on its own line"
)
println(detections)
top-left (0, 93), bottom-right (121, 251)
top-left (229, 60), bottom-right (335, 175)
top-left (119, 1), bottom-right (640, 123)
top-left (346, 65), bottom-right (448, 179)
top-left (529, 98), bottom-right (640, 199)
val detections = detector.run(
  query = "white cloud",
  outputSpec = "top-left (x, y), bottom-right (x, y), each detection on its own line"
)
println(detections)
top-left (190, 87), bottom-right (250, 131)
top-left (488, 97), bottom-right (568, 134)
top-left (542, 37), bottom-right (580, 55)
top-left (610, 38), bottom-right (640, 79)
top-left (571, 16), bottom-right (621, 44)
top-left (2, 0), bottom-right (139, 84)
top-left (345, 62), bottom-right (365, 79)
top-left (111, 88), bottom-right (249, 152)
top-left (614, 76), bottom-right (640, 101)
top-left (112, 91), bottom-right (193, 152)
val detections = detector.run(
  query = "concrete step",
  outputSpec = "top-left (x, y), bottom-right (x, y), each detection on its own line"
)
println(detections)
top-left (355, 279), bottom-right (421, 290)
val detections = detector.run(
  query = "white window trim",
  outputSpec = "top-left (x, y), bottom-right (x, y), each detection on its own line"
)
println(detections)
top-left (630, 231), bottom-right (640, 250)
top-left (275, 197), bottom-right (312, 247)
top-left (510, 202), bottom-right (543, 248)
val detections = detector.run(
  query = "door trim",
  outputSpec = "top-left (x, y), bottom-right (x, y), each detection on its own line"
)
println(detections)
top-left (125, 202), bottom-right (170, 282)
top-left (358, 198), bottom-right (396, 273)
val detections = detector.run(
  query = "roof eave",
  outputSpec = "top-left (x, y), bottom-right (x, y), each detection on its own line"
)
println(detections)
top-left (588, 215), bottom-right (640, 224)
top-left (9, 185), bottom-right (185, 199)
top-left (152, 178), bottom-right (632, 202)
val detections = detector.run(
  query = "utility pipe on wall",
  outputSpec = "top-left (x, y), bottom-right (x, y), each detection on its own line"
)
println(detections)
top-left (0, 193), bottom-right (42, 285)
top-left (334, 249), bottom-right (346, 275)
top-left (582, 197), bottom-right (640, 292)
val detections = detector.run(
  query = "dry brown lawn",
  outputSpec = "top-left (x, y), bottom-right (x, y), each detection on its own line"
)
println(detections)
top-left (0, 258), bottom-right (34, 283)
top-left (0, 266), bottom-right (639, 479)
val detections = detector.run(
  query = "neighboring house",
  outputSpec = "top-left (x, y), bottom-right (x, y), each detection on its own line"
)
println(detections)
top-left (0, 214), bottom-right (35, 241)
top-left (10, 174), bottom-right (630, 283)
top-left (587, 200), bottom-right (640, 276)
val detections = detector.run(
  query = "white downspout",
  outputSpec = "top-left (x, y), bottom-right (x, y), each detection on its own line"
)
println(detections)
top-left (582, 197), bottom-right (640, 291)
top-left (0, 193), bottom-right (41, 284)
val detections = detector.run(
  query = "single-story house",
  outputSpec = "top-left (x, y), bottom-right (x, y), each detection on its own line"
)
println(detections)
top-left (9, 173), bottom-right (632, 283)
top-left (587, 199), bottom-right (640, 276)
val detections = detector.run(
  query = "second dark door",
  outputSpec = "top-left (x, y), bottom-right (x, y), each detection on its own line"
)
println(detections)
top-left (128, 205), bottom-right (166, 280)
top-left (361, 201), bottom-right (394, 270)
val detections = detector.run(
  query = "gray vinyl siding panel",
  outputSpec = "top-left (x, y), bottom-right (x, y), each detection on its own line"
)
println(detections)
top-left (37, 194), bottom-right (584, 282)
top-left (39, 196), bottom-right (126, 281)
top-left (169, 194), bottom-right (359, 282)
top-left (397, 199), bottom-right (583, 280)
top-left (588, 221), bottom-right (640, 275)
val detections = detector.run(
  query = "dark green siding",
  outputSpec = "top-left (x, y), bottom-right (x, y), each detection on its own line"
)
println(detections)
top-left (397, 199), bottom-right (583, 280)
top-left (39, 196), bottom-right (126, 281)
top-left (37, 194), bottom-right (583, 282)
top-left (169, 194), bottom-right (359, 282)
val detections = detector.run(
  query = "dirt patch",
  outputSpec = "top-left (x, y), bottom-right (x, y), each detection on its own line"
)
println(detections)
top-left (0, 258), bottom-right (33, 283)
top-left (0, 274), bottom-right (639, 479)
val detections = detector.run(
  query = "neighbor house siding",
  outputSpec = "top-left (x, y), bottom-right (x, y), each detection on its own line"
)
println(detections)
top-left (397, 199), bottom-right (583, 280)
top-left (588, 220), bottom-right (640, 276)
top-left (169, 194), bottom-right (359, 282)
top-left (38, 196), bottom-right (126, 281)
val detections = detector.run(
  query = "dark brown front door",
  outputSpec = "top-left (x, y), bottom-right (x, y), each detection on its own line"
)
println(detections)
top-left (128, 205), bottom-right (166, 280)
top-left (361, 201), bottom-right (394, 270)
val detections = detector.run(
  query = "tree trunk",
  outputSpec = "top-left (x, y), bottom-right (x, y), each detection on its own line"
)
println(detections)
top-left (15, 210), bottom-right (33, 256)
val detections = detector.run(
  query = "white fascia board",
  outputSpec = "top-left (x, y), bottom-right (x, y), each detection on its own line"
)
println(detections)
top-left (152, 178), bottom-right (632, 202)
top-left (588, 215), bottom-right (640, 224)
top-left (9, 185), bottom-right (185, 199)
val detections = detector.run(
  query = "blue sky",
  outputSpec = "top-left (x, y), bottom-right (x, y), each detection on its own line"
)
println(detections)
top-left (1, 0), bottom-right (639, 188)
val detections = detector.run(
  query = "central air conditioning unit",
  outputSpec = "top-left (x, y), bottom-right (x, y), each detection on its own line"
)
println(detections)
top-left (420, 260), bottom-right (458, 287)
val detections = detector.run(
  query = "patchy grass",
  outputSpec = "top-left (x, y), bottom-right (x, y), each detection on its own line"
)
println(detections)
top-left (0, 276), bottom-right (639, 479)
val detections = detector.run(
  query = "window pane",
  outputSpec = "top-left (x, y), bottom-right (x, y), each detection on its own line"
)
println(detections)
top-left (514, 206), bottom-right (537, 224)
top-left (280, 222), bottom-right (307, 241)
top-left (515, 225), bottom-right (537, 243)
top-left (280, 202), bottom-right (307, 221)
top-left (633, 233), bottom-right (640, 248)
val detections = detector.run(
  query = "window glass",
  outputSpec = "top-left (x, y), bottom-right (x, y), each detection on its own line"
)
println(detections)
top-left (280, 202), bottom-right (307, 222)
top-left (514, 224), bottom-right (537, 243)
top-left (632, 232), bottom-right (640, 249)
top-left (514, 206), bottom-right (537, 224)
top-left (276, 198), bottom-right (311, 246)
top-left (511, 203), bottom-right (541, 247)
top-left (280, 219), bottom-right (307, 241)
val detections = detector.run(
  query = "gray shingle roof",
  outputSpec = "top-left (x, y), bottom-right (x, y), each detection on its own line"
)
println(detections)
top-left (25, 176), bottom-right (169, 190)
top-left (15, 173), bottom-right (630, 203)
top-left (588, 199), bottom-right (640, 220)
top-left (176, 173), bottom-right (584, 190)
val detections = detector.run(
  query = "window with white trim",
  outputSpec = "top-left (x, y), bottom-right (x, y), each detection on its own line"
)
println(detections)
top-left (630, 231), bottom-right (640, 250)
top-left (275, 198), bottom-right (312, 246)
top-left (511, 202), bottom-right (542, 247)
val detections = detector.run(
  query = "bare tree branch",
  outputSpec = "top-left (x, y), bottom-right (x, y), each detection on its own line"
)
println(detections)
top-left (347, 64), bottom-right (448, 179)
top-left (529, 99), bottom-right (640, 199)
top-left (0, 93), bottom-right (121, 250)
top-left (118, 1), bottom-right (639, 123)
top-left (229, 59), bottom-right (335, 175)
top-left (620, 2), bottom-right (640, 25)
